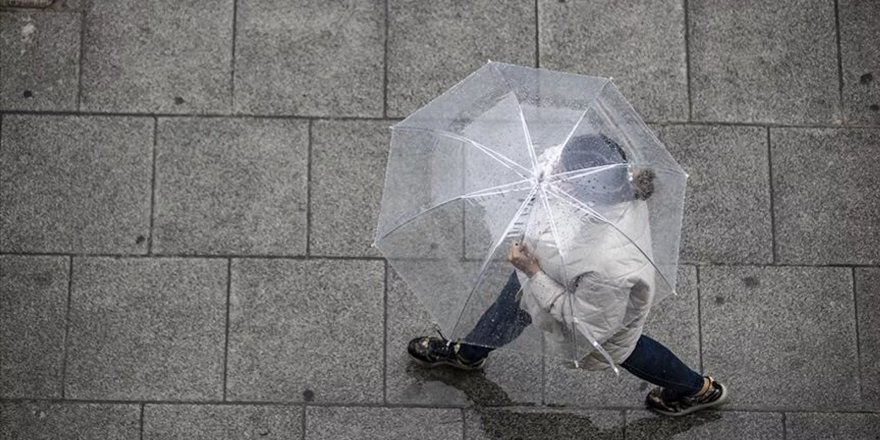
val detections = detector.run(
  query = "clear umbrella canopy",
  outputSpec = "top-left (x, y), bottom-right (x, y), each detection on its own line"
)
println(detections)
top-left (375, 62), bottom-right (687, 369)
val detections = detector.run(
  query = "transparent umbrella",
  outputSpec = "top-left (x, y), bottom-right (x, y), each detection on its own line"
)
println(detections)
top-left (374, 62), bottom-right (687, 372)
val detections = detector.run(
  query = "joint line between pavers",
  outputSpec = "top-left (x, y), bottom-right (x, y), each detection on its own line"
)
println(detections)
top-left (382, 0), bottom-right (389, 118)
top-left (76, 7), bottom-right (85, 111)
top-left (306, 120), bottom-right (313, 257)
top-left (0, 251), bottom-right (392, 262)
top-left (139, 403), bottom-right (145, 440)
top-left (695, 264), bottom-right (704, 374)
top-left (148, 117), bottom-right (158, 255)
top-left (460, 408), bottom-right (466, 440)
top-left (852, 267), bottom-right (863, 402)
top-left (683, 0), bottom-right (692, 121)
top-left (60, 255), bottom-right (74, 399)
top-left (230, 0), bottom-right (238, 113)
top-left (534, 0), bottom-right (540, 68)
top-left (833, 0), bottom-right (845, 126)
top-left (781, 411), bottom-right (787, 440)
top-left (1, 397), bottom-right (876, 415)
top-left (2, 109), bottom-right (877, 130)
top-left (382, 260), bottom-right (388, 405)
top-left (223, 258), bottom-right (232, 401)
top-left (767, 127), bottom-right (777, 264)
top-left (301, 405), bottom-right (307, 440)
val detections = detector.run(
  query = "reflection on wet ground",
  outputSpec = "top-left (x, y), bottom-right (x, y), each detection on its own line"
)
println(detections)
top-left (408, 362), bottom-right (722, 439)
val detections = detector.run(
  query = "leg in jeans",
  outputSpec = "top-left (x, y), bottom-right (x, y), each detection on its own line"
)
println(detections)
top-left (620, 334), bottom-right (704, 399)
top-left (456, 271), bottom-right (532, 361)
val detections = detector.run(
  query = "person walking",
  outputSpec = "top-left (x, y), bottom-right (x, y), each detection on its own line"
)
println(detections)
top-left (407, 134), bottom-right (729, 417)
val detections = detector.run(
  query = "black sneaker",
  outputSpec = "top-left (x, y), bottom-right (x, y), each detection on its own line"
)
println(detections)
top-left (407, 335), bottom-right (488, 371)
top-left (645, 376), bottom-right (729, 417)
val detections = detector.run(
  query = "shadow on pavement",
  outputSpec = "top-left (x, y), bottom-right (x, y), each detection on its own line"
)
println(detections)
top-left (408, 362), bottom-right (722, 439)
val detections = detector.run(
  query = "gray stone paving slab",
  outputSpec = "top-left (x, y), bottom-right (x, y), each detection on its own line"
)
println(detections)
top-left (385, 267), bottom-right (543, 407)
top-left (772, 128), bottom-right (880, 265)
top-left (539, 0), bottom-right (688, 122)
top-left (624, 410), bottom-right (783, 440)
top-left (0, 11), bottom-right (80, 111)
top-left (143, 404), bottom-right (301, 440)
top-left (0, 256), bottom-right (67, 398)
top-left (0, 115), bottom-right (153, 254)
top-left (855, 268), bottom-right (880, 410)
top-left (234, 0), bottom-right (384, 116)
top-left (153, 117), bottom-right (308, 256)
top-left (465, 408), bottom-right (623, 440)
top-left (654, 124), bottom-right (772, 264)
top-left (311, 119), bottom-right (390, 257)
top-left (0, 401), bottom-right (140, 440)
top-left (227, 258), bottom-right (384, 403)
top-left (79, 0), bottom-right (233, 113)
top-left (544, 266), bottom-right (699, 407)
top-left (305, 406), bottom-right (461, 440)
top-left (689, 0), bottom-right (840, 124)
top-left (65, 257), bottom-right (226, 400)
top-left (786, 412), bottom-right (880, 440)
top-left (700, 266), bottom-right (859, 410)
top-left (386, 0), bottom-right (535, 117)
top-left (839, 0), bottom-right (880, 125)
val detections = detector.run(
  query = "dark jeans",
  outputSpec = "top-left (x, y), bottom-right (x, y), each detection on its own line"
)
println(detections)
top-left (457, 271), bottom-right (704, 398)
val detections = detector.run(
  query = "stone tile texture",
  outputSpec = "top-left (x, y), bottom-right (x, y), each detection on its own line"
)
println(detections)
top-left (143, 404), bottom-right (301, 440)
top-left (0, 12), bottom-right (80, 111)
top-left (689, 0), bottom-right (840, 124)
top-left (855, 268), bottom-right (880, 409)
top-left (466, 408), bottom-right (623, 440)
top-left (387, 0), bottom-right (536, 117)
top-left (2, 2), bottom-right (880, 439)
top-left (0, 115), bottom-right (153, 254)
top-left (654, 124), bottom-right (772, 264)
top-left (786, 412), bottom-right (880, 440)
top-left (539, 0), bottom-right (688, 122)
top-left (0, 402), bottom-right (140, 440)
top-left (772, 128), bottom-right (880, 265)
top-left (227, 258), bottom-right (385, 403)
top-left (305, 406), bottom-right (461, 440)
top-left (234, 0), bottom-right (384, 116)
top-left (80, 0), bottom-right (233, 113)
top-left (153, 117), bottom-right (309, 256)
top-left (700, 266), bottom-right (860, 410)
top-left (65, 257), bottom-right (227, 400)
top-left (386, 267), bottom-right (543, 407)
top-left (839, 0), bottom-right (880, 125)
top-left (310, 119), bottom-right (391, 257)
top-left (0, 256), bottom-right (68, 398)
top-left (624, 410), bottom-right (783, 440)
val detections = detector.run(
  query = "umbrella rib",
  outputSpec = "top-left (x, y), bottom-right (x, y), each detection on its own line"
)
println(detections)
top-left (449, 184), bottom-right (540, 339)
top-left (375, 178), bottom-right (535, 243)
top-left (392, 126), bottom-right (533, 179)
top-left (547, 163), bottom-right (628, 183)
top-left (557, 79), bottom-right (613, 155)
top-left (536, 188), bottom-right (621, 372)
top-left (544, 186), bottom-right (675, 293)
top-left (488, 62), bottom-right (539, 171)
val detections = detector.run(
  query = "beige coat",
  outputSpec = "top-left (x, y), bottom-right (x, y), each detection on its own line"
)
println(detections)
top-left (516, 197), bottom-right (655, 372)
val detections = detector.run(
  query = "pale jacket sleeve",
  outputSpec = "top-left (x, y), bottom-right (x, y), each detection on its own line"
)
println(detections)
top-left (524, 270), bottom-right (630, 346)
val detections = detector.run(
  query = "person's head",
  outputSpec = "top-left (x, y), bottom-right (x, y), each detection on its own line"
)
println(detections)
top-left (559, 134), bottom-right (655, 201)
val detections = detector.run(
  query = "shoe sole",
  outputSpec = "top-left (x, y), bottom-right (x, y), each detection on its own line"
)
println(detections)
top-left (649, 382), bottom-right (729, 417)
top-left (409, 354), bottom-right (486, 371)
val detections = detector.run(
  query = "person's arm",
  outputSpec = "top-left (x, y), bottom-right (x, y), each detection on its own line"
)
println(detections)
top-left (525, 269), bottom-right (631, 346)
top-left (507, 241), bottom-right (568, 322)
